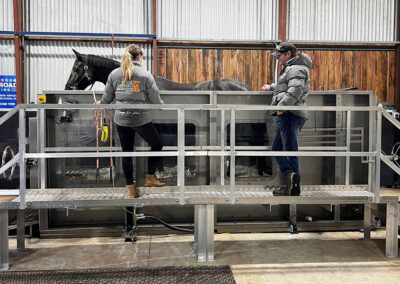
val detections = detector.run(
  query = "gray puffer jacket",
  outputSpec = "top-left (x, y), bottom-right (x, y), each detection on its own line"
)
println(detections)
top-left (270, 53), bottom-right (313, 119)
top-left (101, 61), bottom-right (164, 127)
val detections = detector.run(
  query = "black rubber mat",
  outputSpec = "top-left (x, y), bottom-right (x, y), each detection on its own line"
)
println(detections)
top-left (0, 265), bottom-right (236, 284)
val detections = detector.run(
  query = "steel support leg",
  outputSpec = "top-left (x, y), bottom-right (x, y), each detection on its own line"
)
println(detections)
top-left (363, 204), bottom-right (371, 240)
top-left (195, 204), bottom-right (214, 262)
top-left (206, 205), bottom-right (214, 261)
top-left (334, 205), bottom-right (341, 221)
top-left (39, 209), bottom-right (49, 231)
top-left (17, 210), bottom-right (25, 249)
top-left (289, 204), bottom-right (298, 234)
top-left (0, 210), bottom-right (9, 270)
top-left (386, 202), bottom-right (399, 258)
top-left (194, 205), bottom-right (199, 251)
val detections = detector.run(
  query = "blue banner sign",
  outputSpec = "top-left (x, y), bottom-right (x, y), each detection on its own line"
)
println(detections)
top-left (0, 75), bottom-right (17, 109)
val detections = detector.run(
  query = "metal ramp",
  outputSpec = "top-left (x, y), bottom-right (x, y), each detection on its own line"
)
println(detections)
top-left (1, 185), bottom-right (375, 209)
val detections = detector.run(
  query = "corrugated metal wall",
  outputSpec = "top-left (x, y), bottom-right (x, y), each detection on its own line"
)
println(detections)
top-left (0, 0), bottom-right (14, 31)
top-left (1, 0), bottom-right (399, 103)
top-left (25, 42), bottom-right (152, 103)
top-left (0, 40), bottom-right (15, 75)
top-left (157, 0), bottom-right (278, 40)
top-left (25, 0), bottom-right (152, 33)
top-left (0, 0), bottom-right (154, 102)
top-left (0, 0), bottom-right (15, 75)
top-left (288, 0), bottom-right (397, 42)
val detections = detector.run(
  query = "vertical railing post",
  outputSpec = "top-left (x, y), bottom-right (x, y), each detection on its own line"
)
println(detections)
top-left (334, 94), bottom-right (343, 219)
top-left (209, 91), bottom-right (217, 185)
top-left (335, 94), bottom-right (344, 184)
top-left (39, 108), bottom-right (46, 189)
top-left (18, 107), bottom-right (26, 209)
top-left (375, 107), bottom-right (382, 200)
top-left (38, 107), bottom-right (49, 230)
top-left (177, 108), bottom-right (185, 205)
top-left (220, 109), bottom-right (225, 186)
top-left (368, 94), bottom-right (377, 194)
top-left (345, 110), bottom-right (351, 185)
top-left (230, 109), bottom-right (235, 204)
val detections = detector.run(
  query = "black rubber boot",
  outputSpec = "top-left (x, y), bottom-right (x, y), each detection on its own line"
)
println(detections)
top-left (287, 171), bottom-right (301, 196)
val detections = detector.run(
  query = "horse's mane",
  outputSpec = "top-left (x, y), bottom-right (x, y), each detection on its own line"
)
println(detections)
top-left (86, 54), bottom-right (120, 70)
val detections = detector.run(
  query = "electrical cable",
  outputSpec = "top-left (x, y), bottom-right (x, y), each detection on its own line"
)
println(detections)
top-left (123, 208), bottom-right (194, 233)
top-left (1, 146), bottom-right (16, 180)
top-left (144, 215), bottom-right (194, 233)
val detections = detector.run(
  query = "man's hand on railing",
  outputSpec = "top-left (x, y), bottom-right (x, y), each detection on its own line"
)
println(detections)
top-left (261, 84), bottom-right (271, 91)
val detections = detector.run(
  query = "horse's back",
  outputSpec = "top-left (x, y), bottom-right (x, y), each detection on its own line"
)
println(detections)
top-left (212, 78), bottom-right (250, 91)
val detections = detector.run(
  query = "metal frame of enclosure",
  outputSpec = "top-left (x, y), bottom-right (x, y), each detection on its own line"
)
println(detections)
top-left (0, 90), bottom-right (399, 270)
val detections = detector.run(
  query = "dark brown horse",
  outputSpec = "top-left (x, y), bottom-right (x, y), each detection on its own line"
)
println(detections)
top-left (65, 49), bottom-right (251, 91)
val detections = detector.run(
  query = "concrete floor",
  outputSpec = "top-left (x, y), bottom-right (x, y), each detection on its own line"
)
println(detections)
top-left (7, 230), bottom-right (400, 283)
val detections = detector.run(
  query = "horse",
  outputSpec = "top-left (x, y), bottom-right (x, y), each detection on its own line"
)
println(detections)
top-left (65, 49), bottom-right (251, 91)
top-left (64, 49), bottom-right (272, 177)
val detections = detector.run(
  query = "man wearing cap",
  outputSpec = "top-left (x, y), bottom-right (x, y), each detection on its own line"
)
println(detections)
top-left (262, 42), bottom-right (313, 196)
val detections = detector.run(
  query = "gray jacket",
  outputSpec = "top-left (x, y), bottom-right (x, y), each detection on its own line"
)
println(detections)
top-left (101, 61), bottom-right (164, 127)
top-left (270, 53), bottom-right (313, 119)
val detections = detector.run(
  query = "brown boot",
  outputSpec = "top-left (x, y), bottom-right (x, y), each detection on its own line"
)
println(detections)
top-left (144, 174), bottom-right (166, 187)
top-left (126, 184), bottom-right (140, 198)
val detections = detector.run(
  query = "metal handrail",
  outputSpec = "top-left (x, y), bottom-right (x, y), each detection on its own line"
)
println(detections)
top-left (381, 107), bottom-right (400, 131)
top-left (0, 105), bottom-right (20, 126)
top-left (22, 103), bottom-right (377, 111)
top-left (4, 100), bottom-right (383, 208)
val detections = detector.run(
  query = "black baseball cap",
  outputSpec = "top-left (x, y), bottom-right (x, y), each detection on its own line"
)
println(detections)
top-left (272, 42), bottom-right (297, 56)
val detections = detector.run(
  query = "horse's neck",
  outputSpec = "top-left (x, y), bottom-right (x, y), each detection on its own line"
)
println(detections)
top-left (93, 65), bottom-right (118, 84)
top-left (90, 58), bottom-right (120, 84)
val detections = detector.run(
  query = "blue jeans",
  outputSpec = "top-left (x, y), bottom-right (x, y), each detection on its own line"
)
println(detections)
top-left (272, 112), bottom-right (306, 175)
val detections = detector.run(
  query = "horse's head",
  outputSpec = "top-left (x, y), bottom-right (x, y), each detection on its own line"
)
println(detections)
top-left (65, 49), bottom-right (96, 90)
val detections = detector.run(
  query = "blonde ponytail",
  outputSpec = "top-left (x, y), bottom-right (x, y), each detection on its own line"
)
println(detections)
top-left (121, 44), bottom-right (143, 84)
top-left (121, 51), bottom-right (134, 84)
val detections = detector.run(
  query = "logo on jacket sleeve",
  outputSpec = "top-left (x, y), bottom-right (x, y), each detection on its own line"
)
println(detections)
top-left (279, 73), bottom-right (287, 80)
top-left (133, 81), bottom-right (141, 92)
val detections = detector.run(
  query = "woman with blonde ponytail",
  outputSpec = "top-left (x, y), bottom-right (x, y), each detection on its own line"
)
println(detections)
top-left (97, 44), bottom-right (166, 198)
top-left (121, 44), bottom-right (139, 83)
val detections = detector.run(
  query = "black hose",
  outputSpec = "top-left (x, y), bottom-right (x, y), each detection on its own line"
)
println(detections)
top-left (142, 215), bottom-right (194, 233)
top-left (123, 208), bottom-right (194, 233)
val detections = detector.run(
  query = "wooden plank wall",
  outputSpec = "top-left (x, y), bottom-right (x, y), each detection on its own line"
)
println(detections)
top-left (158, 48), bottom-right (275, 92)
top-left (158, 48), bottom-right (395, 102)
top-left (305, 50), bottom-right (395, 103)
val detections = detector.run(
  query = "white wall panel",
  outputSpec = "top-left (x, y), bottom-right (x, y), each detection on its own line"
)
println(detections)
top-left (288, 0), bottom-right (396, 42)
top-left (26, 0), bottom-right (152, 34)
top-left (1, 0), bottom-right (14, 31)
top-left (158, 0), bottom-right (278, 40)
top-left (25, 41), bottom-right (153, 103)
top-left (0, 40), bottom-right (15, 75)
